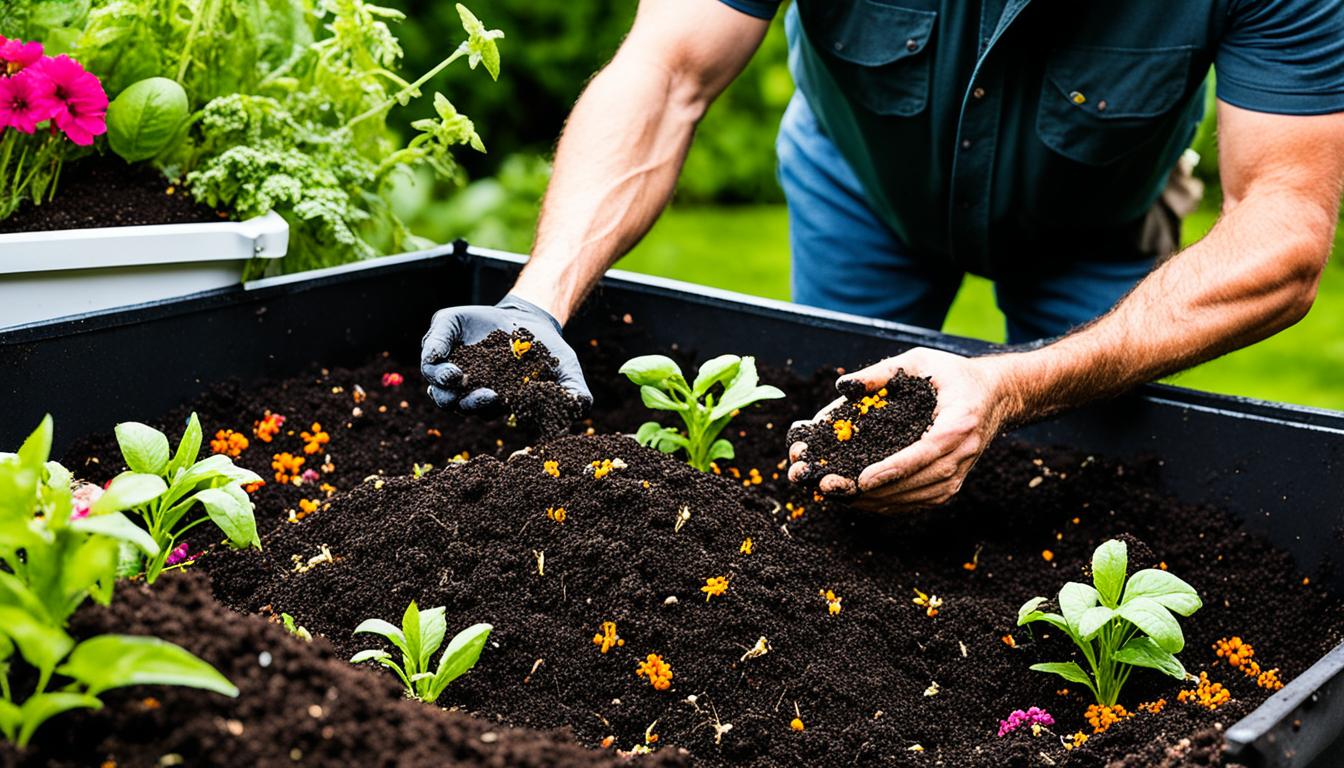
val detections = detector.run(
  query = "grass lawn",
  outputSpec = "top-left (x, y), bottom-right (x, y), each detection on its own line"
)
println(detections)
top-left (618, 204), bottom-right (1344, 411)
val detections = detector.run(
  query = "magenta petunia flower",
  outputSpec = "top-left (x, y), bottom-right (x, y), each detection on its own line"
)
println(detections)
top-left (33, 55), bottom-right (107, 145)
top-left (0, 37), bottom-right (44, 76)
top-left (0, 69), bottom-right (60, 133)
top-left (997, 706), bottom-right (1055, 737)
top-left (165, 541), bottom-right (192, 566)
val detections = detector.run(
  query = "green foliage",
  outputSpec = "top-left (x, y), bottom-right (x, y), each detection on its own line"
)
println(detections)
top-left (112, 413), bottom-right (262, 583)
top-left (280, 612), bottom-right (312, 641)
top-left (61, 0), bottom-right (502, 276)
top-left (620, 354), bottom-right (784, 472)
top-left (0, 416), bottom-right (236, 748)
top-left (350, 601), bottom-right (491, 703)
top-left (1017, 539), bottom-right (1202, 706)
top-left (106, 76), bottom-right (190, 162)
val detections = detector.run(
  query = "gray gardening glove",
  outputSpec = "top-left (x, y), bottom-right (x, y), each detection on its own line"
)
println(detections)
top-left (420, 294), bottom-right (592, 413)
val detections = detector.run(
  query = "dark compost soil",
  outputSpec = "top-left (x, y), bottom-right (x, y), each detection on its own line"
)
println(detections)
top-left (787, 372), bottom-right (936, 486)
top-left (0, 155), bottom-right (222, 234)
top-left (54, 319), bottom-right (1344, 768)
top-left (451, 328), bottom-right (586, 437)
top-left (0, 571), bottom-right (684, 768)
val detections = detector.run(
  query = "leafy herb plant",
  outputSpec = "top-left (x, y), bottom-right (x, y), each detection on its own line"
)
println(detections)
top-left (113, 413), bottom-right (262, 583)
top-left (350, 601), bottom-right (491, 703)
top-left (1018, 539), bottom-right (1203, 706)
top-left (619, 354), bottom-right (784, 471)
top-left (0, 416), bottom-right (237, 747)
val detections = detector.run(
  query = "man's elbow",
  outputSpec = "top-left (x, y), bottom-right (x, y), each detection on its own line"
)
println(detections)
top-left (1276, 235), bottom-right (1330, 327)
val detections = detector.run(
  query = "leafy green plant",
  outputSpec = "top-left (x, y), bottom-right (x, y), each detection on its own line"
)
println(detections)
top-left (63, 0), bottom-right (504, 277)
top-left (350, 601), bottom-right (491, 703)
top-left (281, 612), bottom-right (312, 642)
top-left (619, 354), bottom-right (784, 472)
top-left (112, 413), bottom-right (262, 583)
top-left (0, 416), bottom-right (237, 747)
top-left (1018, 539), bottom-right (1203, 706)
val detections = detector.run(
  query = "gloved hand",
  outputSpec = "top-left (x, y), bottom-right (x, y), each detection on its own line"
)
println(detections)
top-left (420, 294), bottom-right (592, 413)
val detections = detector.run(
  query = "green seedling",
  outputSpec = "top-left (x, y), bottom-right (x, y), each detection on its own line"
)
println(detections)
top-left (0, 417), bottom-right (237, 747)
top-left (350, 601), bottom-right (491, 703)
top-left (113, 414), bottom-right (262, 583)
top-left (1018, 538), bottom-right (1202, 706)
top-left (281, 613), bottom-right (312, 642)
top-left (619, 354), bottom-right (784, 471)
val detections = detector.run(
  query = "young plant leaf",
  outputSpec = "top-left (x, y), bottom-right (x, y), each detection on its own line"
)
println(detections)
top-left (692, 355), bottom-right (740, 397)
top-left (640, 385), bottom-right (683, 412)
top-left (16, 415), bottom-right (53, 468)
top-left (1017, 596), bottom-right (1047, 622)
top-left (402, 601), bottom-right (425, 671)
top-left (350, 649), bottom-right (393, 664)
top-left (0, 699), bottom-right (19, 743)
top-left (707, 439), bottom-right (734, 463)
top-left (168, 413), bottom-right (204, 477)
top-left (427, 623), bottom-right (492, 702)
top-left (417, 606), bottom-right (448, 672)
top-left (91, 472), bottom-right (167, 515)
top-left (1117, 597), bottom-right (1185, 653)
top-left (1122, 569), bottom-right (1203, 616)
top-left (1058, 582), bottom-right (1100, 633)
top-left (56, 635), bottom-right (238, 697)
top-left (1030, 662), bottom-right (1097, 692)
top-left (1113, 636), bottom-right (1187, 680)
top-left (194, 485), bottom-right (261, 549)
top-left (115, 422), bottom-right (171, 476)
top-left (15, 692), bottom-right (102, 748)
top-left (1091, 539), bottom-right (1128, 606)
top-left (1078, 606), bottom-right (1116, 640)
top-left (619, 356), bottom-right (683, 387)
top-left (353, 618), bottom-right (411, 660)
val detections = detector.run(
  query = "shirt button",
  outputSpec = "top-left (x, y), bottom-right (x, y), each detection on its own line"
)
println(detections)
top-left (960, 139), bottom-right (972, 149)
top-left (1097, 99), bottom-right (1108, 112)
top-left (972, 87), bottom-right (986, 99)
top-left (834, 41), bottom-right (844, 51)
top-left (906, 38), bottom-right (919, 51)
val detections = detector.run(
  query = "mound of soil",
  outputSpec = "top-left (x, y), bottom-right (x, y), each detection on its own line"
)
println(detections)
top-left (202, 427), bottom-right (1343, 768)
top-left (787, 372), bottom-right (936, 485)
top-left (0, 571), bottom-right (680, 768)
top-left (451, 328), bottom-right (585, 437)
top-left (0, 155), bottom-right (222, 234)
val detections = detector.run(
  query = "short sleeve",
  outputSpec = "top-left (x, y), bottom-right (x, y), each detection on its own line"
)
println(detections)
top-left (717, 0), bottom-right (783, 20)
top-left (1215, 0), bottom-right (1344, 115)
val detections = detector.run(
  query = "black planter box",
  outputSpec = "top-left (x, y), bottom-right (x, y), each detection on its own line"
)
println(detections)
top-left (2, 244), bottom-right (1342, 767)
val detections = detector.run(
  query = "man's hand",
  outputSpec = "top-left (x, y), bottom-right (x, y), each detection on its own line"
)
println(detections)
top-left (788, 347), bottom-right (1019, 514)
top-left (420, 295), bottom-right (592, 413)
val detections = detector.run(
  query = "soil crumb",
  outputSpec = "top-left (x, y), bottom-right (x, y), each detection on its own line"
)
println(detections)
top-left (451, 328), bottom-right (585, 437)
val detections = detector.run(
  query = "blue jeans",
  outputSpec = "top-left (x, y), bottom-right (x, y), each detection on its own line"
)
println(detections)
top-left (776, 94), bottom-right (1158, 344)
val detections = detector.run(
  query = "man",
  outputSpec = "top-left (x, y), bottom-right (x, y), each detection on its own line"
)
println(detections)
top-left (421, 0), bottom-right (1344, 513)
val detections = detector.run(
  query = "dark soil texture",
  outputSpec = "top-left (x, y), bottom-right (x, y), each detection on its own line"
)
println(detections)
top-left (53, 325), bottom-right (1344, 767)
top-left (787, 372), bottom-right (936, 485)
top-left (0, 571), bottom-right (684, 768)
top-left (0, 155), bottom-right (222, 234)
top-left (451, 328), bottom-right (586, 437)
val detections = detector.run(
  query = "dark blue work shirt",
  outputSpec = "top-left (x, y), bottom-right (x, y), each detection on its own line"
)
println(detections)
top-left (719, 0), bottom-right (1344, 276)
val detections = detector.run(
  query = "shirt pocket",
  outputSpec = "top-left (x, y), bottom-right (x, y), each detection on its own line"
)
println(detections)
top-left (809, 0), bottom-right (937, 117)
top-left (1036, 45), bottom-right (1193, 166)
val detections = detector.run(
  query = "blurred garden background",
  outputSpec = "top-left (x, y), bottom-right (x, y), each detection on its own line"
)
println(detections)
top-left (387, 0), bottom-right (1343, 410)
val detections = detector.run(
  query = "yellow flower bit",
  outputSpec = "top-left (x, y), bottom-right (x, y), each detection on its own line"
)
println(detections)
top-left (589, 458), bottom-right (626, 479)
top-left (832, 419), bottom-right (854, 442)
top-left (740, 537), bottom-right (754, 555)
top-left (1001, 634), bottom-right (1016, 648)
top-left (962, 545), bottom-right (982, 572)
top-left (786, 502), bottom-right (805, 520)
top-left (1063, 731), bottom-right (1089, 751)
top-left (790, 702), bottom-right (805, 731)
top-left (546, 506), bottom-right (567, 524)
top-left (1085, 703), bottom-right (1131, 734)
top-left (592, 621), bottom-right (624, 654)
top-left (451, 451), bottom-right (470, 463)
top-left (1137, 699), bottom-right (1166, 714)
top-left (1177, 673), bottom-right (1230, 711)
top-left (319, 482), bottom-right (337, 497)
top-left (543, 460), bottom-right (560, 478)
top-left (511, 338), bottom-right (533, 358)
top-left (1042, 549), bottom-right (1055, 562)
top-left (819, 589), bottom-right (842, 615)
top-left (854, 387), bottom-right (889, 415)
top-left (1257, 668), bottom-right (1285, 691)
top-left (1213, 636), bottom-right (1255, 670)
top-left (701, 576), bottom-right (729, 601)
top-left (636, 653), bottom-right (673, 690)
top-left (300, 422), bottom-right (330, 455)
top-left (911, 588), bottom-right (942, 617)
top-left (210, 429), bottom-right (249, 458)
top-left (742, 468), bottom-right (763, 487)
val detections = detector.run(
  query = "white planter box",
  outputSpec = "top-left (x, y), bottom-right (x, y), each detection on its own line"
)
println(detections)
top-left (0, 211), bottom-right (288, 328)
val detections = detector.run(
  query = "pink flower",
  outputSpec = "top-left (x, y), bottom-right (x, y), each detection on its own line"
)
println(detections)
top-left (33, 55), bottom-right (107, 145)
top-left (0, 37), bottom-right (44, 76)
top-left (997, 706), bottom-right (1055, 737)
top-left (70, 505), bottom-right (90, 521)
top-left (165, 541), bottom-right (192, 566)
top-left (0, 69), bottom-right (59, 133)
top-left (382, 372), bottom-right (404, 388)
top-left (300, 468), bottom-right (321, 484)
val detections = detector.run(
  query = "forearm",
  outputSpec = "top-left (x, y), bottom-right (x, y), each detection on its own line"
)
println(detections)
top-left (991, 189), bottom-right (1333, 423)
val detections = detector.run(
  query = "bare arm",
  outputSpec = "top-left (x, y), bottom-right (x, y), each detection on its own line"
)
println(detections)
top-left (509, 0), bottom-right (769, 324)
top-left (798, 102), bottom-right (1344, 511)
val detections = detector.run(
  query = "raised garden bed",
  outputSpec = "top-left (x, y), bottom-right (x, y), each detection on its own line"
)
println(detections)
top-left (2, 247), bottom-right (1343, 767)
